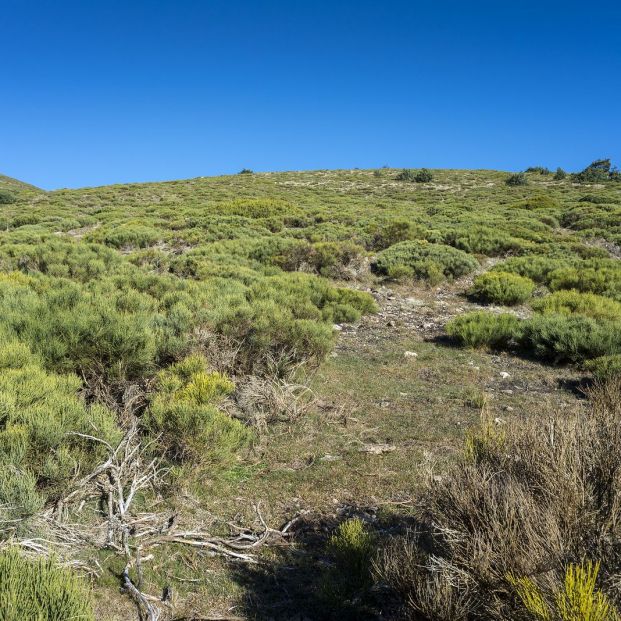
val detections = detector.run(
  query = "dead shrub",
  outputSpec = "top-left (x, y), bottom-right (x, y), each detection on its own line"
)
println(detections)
top-left (374, 381), bottom-right (621, 619)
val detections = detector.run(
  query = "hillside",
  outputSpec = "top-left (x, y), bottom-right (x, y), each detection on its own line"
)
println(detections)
top-left (0, 172), bottom-right (44, 193)
top-left (1, 165), bottom-right (621, 619)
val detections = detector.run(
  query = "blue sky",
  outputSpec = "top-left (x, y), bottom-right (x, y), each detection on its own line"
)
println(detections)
top-left (1, 1), bottom-right (620, 189)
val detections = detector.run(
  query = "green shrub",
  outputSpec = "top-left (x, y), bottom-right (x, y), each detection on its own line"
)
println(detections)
top-left (0, 334), bottom-right (119, 518)
top-left (0, 190), bottom-right (17, 204)
top-left (495, 256), bottom-right (573, 283)
top-left (238, 168), bottom-right (253, 174)
top-left (374, 240), bottom-right (478, 283)
top-left (0, 549), bottom-right (94, 620)
top-left (367, 219), bottom-right (425, 251)
top-left (506, 173), bottom-right (528, 186)
top-left (512, 194), bottom-right (559, 210)
top-left (518, 314), bottom-right (621, 363)
top-left (469, 271), bottom-right (535, 305)
top-left (395, 169), bottom-right (417, 182)
top-left (446, 311), bottom-right (521, 349)
top-left (525, 166), bottom-right (550, 175)
top-left (572, 159), bottom-right (618, 183)
top-left (554, 167), bottom-right (567, 180)
top-left (415, 168), bottom-right (433, 183)
top-left (444, 226), bottom-right (527, 256)
top-left (92, 223), bottom-right (161, 248)
top-left (328, 518), bottom-right (374, 582)
top-left (585, 355), bottom-right (621, 383)
top-left (274, 240), bottom-right (365, 278)
top-left (532, 290), bottom-right (621, 322)
top-left (548, 266), bottom-right (621, 300)
top-left (143, 354), bottom-right (250, 465)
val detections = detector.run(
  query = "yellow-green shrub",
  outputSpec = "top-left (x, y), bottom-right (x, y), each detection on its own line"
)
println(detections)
top-left (532, 290), bottom-right (621, 322)
top-left (469, 271), bottom-right (535, 305)
top-left (446, 311), bottom-right (521, 349)
top-left (143, 355), bottom-right (250, 465)
top-left (0, 549), bottom-right (94, 621)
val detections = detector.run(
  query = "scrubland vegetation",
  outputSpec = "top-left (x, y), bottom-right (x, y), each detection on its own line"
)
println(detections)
top-left (0, 161), bottom-right (620, 619)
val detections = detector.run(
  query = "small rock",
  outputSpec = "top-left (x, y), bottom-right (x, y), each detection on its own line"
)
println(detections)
top-left (499, 371), bottom-right (511, 379)
top-left (404, 351), bottom-right (418, 358)
top-left (330, 352), bottom-right (338, 358)
top-left (320, 454), bottom-right (342, 462)
top-left (504, 405), bottom-right (514, 412)
top-left (404, 297), bottom-right (424, 307)
top-left (359, 443), bottom-right (396, 455)
top-left (494, 417), bottom-right (506, 425)
top-left (333, 324), bottom-right (343, 331)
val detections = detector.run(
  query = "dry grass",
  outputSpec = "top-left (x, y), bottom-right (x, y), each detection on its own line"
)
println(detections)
top-left (375, 380), bottom-right (621, 620)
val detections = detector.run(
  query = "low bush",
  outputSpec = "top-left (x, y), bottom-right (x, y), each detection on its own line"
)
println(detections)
top-left (274, 240), bottom-right (365, 278)
top-left (525, 166), bottom-right (551, 175)
top-left (91, 223), bottom-right (161, 248)
top-left (395, 169), bottom-right (416, 182)
top-left (469, 271), bottom-right (535, 305)
top-left (519, 314), bottom-right (621, 363)
top-left (375, 382), bottom-right (621, 619)
top-left (532, 290), bottom-right (621, 322)
top-left (374, 240), bottom-right (478, 284)
top-left (443, 226), bottom-right (527, 256)
top-left (415, 168), bottom-right (433, 183)
top-left (0, 190), bottom-right (17, 204)
top-left (572, 158), bottom-right (620, 183)
top-left (142, 354), bottom-right (250, 465)
top-left (548, 266), bottom-right (621, 300)
top-left (366, 219), bottom-right (425, 251)
top-left (510, 560), bottom-right (620, 621)
top-left (584, 355), bottom-right (621, 383)
top-left (494, 256), bottom-right (573, 283)
top-left (554, 167), bottom-right (567, 180)
top-left (446, 311), bottom-right (521, 349)
top-left (321, 518), bottom-right (375, 609)
top-left (505, 172), bottom-right (528, 186)
top-left (0, 336), bottom-right (119, 518)
top-left (0, 548), bottom-right (94, 620)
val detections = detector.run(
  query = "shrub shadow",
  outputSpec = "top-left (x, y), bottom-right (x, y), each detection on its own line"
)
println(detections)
top-left (229, 505), bottom-right (416, 620)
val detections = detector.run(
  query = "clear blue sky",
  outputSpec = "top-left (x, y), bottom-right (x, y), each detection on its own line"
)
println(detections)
top-left (1, 1), bottom-right (620, 189)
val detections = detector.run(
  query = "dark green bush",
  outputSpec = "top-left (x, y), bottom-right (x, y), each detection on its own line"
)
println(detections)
top-left (415, 168), bottom-right (433, 183)
top-left (553, 167), bottom-right (567, 180)
top-left (446, 311), bottom-right (521, 349)
top-left (395, 169), bottom-right (416, 182)
top-left (505, 173), bottom-right (528, 186)
top-left (525, 166), bottom-right (551, 175)
top-left (519, 314), bottom-right (621, 363)
top-left (0, 548), bottom-right (94, 620)
top-left (0, 190), bottom-right (17, 204)
top-left (238, 168), bottom-right (254, 174)
top-left (572, 158), bottom-right (618, 183)
top-left (469, 271), bottom-right (535, 305)
top-left (374, 240), bottom-right (478, 283)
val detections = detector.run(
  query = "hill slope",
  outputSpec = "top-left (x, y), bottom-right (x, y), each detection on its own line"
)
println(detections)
top-left (0, 166), bottom-right (620, 618)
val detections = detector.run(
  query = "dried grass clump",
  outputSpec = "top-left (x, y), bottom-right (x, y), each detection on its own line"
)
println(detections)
top-left (375, 381), bottom-right (621, 619)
